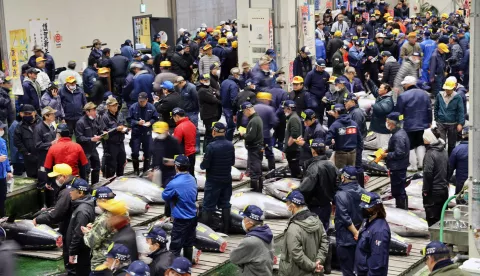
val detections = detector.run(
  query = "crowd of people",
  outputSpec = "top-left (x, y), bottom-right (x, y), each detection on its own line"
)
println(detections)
top-left (0, 2), bottom-right (472, 275)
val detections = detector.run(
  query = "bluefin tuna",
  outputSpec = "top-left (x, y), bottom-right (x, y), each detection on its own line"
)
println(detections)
top-left (197, 206), bottom-right (245, 234)
top-left (385, 207), bottom-right (429, 237)
top-left (230, 190), bottom-right (291, 218)
top-left (263, 178), bottom-right (301, 201)
top-left (1, 218), bottom-right (62, 249)
top-left (95, 191), bottom-right (150, 216)
top-left (234, 140), bottom-right (284, 162)
top-left (108, 177), bottom-right (165, 203)
top-left (234, 146), bottom-right (269, 170)
top-left (194, 157), bottom-right (244, 181)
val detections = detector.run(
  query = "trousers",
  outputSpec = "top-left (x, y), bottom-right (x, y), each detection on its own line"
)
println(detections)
top-left (203, 181), bottom-right (232, 211)
top-left (247, 147), bottom-right (263, 182)
top-left (202, 118), bottom-right (215, 153)
top-left (424, 188), bottom-right (448, 227)
top-left (85, 149), bottom-right (101, 185)
top-left (337, 245), bottom-right (356, 276)
top-left (390, 169), bottom-right (408, 209)
top-left (130, 134), bottom-right (152, 160)
top-left (0, 178), bottom-right (6, 217)
top-left (170, 217), bottom-right (198, 257)
top-left (436, 123), bottom-right (457, 156)
top-left (286, 151), bottom-right (302, 178)
top-left (103, 142), bottom-right (126, 178)
top-left (334, 149), bottom-right (356, 169)
top-left (223, 108), bottom-right (236, 141)
top-left (309, 204), bottom-right (331, 232)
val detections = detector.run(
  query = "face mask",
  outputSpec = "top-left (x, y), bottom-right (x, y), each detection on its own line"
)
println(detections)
top-left (376, 16), bottom-right (380, 20)
top-left (241, 220), bottom-right (248, 232)
top-left (0, 130), bottom-right (4, 137)
top-left (55, 177), bottom-right (64, 187)
top-left (152, 132), bottom-right (161, 139)
top-left (88, 116), bottom-right (95, 120)
top-left (23, 115), bottom-right (34, 124)
top-left (203, 81), bottom-right (210, 86)
top-left (334, 86), bottom-right (341, 91)
top-left (262, 69), bottom-right (270, 73)
top-left (287, 204), bottom-right (294, 215)
top-left (160, 50), bottom-right (167, 54)
top-left (362, 209), bottom-right (373, 219)
top-left (67, 85), bottom-right (76, 91)
top-left (159, 133), bottom-right (167, 139)
top-left (385, 122), bottom-right (390, 131)
top-left (179, 50), bottom-right (185, 55)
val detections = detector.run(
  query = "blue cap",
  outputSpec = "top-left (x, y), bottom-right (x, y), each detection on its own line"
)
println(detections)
top-left (106, 243), bottom-right (131, 261)
top-left (315, 58), bottom-right (326, 66)
top-left (457, 29), bottom-right (465, 34)
top-left (56, 123), bottom-right (69, 134)
top-left (210, 62), bottom-right (220, 70)
top-left (341, 165), bottom-right (357, 180)
top-left (282, 100), bottom-right (296, 108)
top-left (359, 192), bottom-right (382, 208)
top-left (133, 50), bottom-right (142, 57)
top-left (124, 260), bottom-right (151, 276)
top-left (103, 91), bottom-right (113, 101)
top-left (335, 78), bottom-right (347, 84)
top-left (345, 93), bottom-right (357, 102)
top-left (174, 154), bottom-right (190, 167)
top-left (245, 79), bottom-right (254, 86)
top-left (172, 107), bottom-right (185, 117)
top-left (300, 46), bottom-right (311, 55)
top-left (381, 51), bottom-right (392, 57)
top-left (144, 226), bottom-right (168, 243)
top-left (169, 257), bottom-right (192, 274)
top-left (212, 122), bottom-right (226, 132)
top-left (175, 44), bottom-right (185, 52)
top-left (283, 190), bottom-right (306, 205)
top-left (93, 186), bottom-right (116, 199)
top-left (160, 81), bottom-right (174, 91)
top-left (266, 49), bottom-right (275, 55)
top-left (0, 122), bottom-right (6, 130)
top-left (333, 103), bottom-right (345, 111)
top-left (361, 30), bottom-right (369, 36)
top-left (424, 30), bottom-right (431, 36)
top-left (240, 102), bottom-right (253, 111)
top-left (240, 205), bottom-right (264, 221)
top-left (417, 81), bottom-right (431, 90)
top-left (386, 112), bottom-right (403, 122)
top-left (423, 241), bottom-right (450, 256)
top-left (302, 109), bottom-right (316, 120)
top-left (71, 178), bottom-right (89, 192)
top-left (310, 138), bottom-right (326, 150)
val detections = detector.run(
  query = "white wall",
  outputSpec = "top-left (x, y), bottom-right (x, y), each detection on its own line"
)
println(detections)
top-left (3, 0), bottom-right (169, 71)
top-left (175, 0), bottom-right (237, 34)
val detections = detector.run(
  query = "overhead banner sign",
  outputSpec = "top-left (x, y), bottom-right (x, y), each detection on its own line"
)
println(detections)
top-left (9, 29), bottom-right (28, 62)
top-left (300, 4), bottom-right (315, 58)
top-left (29, 19), bottom-right (51, 53)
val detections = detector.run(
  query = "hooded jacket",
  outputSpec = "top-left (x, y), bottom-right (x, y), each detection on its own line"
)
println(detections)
top-left (305, 69), bottom-right (330, 100)
top-left (148, 247), bottom-right (175, 276)
top-left (279, 209), bottom-right (328, 276)
top-left (326, 114), bottom-right (363, 152)
top-left (21, 78), bottom-right (41, 113)
top-left (334, 181), bottom-right (366, 246)
top-left (449, 141), bottom-right (468, 186)
top-left (41, 90), bottom-right (65, 119)
top-left (381, 56), bottom-right (400, 87)
top-left (366, 80), bottom-right (394, 134)
top-left (198, 84), bottom-right (221, 121)
top-left (66, 195), bottom-right (95, 257)
top-left (298, 155), bottom-right (338, 207)
top-left (429, 259), bottom-right (469, 276)
top-left (230, 225), bottom-right (274, 276)
top-left (423, 140), bottom-right (448, 195)
top-left (385, 127), bottom-right (410, 171)
top-left (380, 38), bottom-right (398, 56)
top-left (395, 86), bottom-right (432, 132)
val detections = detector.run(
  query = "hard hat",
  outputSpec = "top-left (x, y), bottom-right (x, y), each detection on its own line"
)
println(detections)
top-left (48, 163), bottom-right (73, 177)
top-left (152, 121), bottom-right (169, 134)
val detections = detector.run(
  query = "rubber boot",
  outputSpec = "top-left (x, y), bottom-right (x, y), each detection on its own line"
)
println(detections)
top-left (407, 149), bottom-right (417, 171)
top-left (132, 159), bottom-right (140, 176)
top-left (258, 178), bottom-right (264, 193)
top-left (395, 196), bottom-right (408, 210)
top-left (324, 242), bottom-right (333, 274)
top-left (183, 247), bottom-right (193, 263)
top-left (250, 180), bottom-right (258, 192)
top-left (416, 146), bottom-right (426, 170)
top-left (200, 211), bottom-right (213, 227)
top-left (139, 158), bottom-right (150, 177)
top-left (222, 208), bottom-right (231, 234)
top-left (267, 157), bottom-right (276, 171)
top-left (91, 170), bottom-right (100, 185)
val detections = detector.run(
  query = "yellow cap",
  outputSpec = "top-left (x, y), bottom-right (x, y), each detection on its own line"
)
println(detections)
top-left (334, 31), bottom-right (342, 37)
top-left (98, 67), bottom-right (109, 74)
top-left (215, 25), bottom-right (222, 30)
top-left (218, 37), bottom-right (227, 44)
top-left (203, 44), bottom-right (212, 50)
top-left (383, 13), bottom-right (390, 18)
top-left (443, 80), bottom-right (456, 90)
top-left (232, 41), bottom-right (238, 49)
top-left (438, 43), bottom-right (450, 53)
top-left (328, 76), bottom-right (337, 83)
top-left (199, 32), bottom-right (207, 38)
top-left (441, 13), bottom-right (448, 18)
top-left (374, 10), bottom-right (381, 15)
top-left (292, 76), bottom-right (304, 84)
top-left (407, 32), bottom-right (417, 38)
top-left (160, 61), bottom-right (171, 67)
top-left (83, 102), bottom-right (97, 111)
top-left (391, 29), bottom-right (400, 35)
top-left (160, 43), bottom-right (168, 48)
top-left (65, 76), bottom-right (77, 83)
top-left (256, 92), bottom-right (272, 101)
top-left (48, 163), bottom-right (73, 177)
top-left (387, 16), bottom-right (393, 22)
top-left (35, 57), bottom-right (47, 63)
top-left (152, 121), bottom-right (169, 134)
top-left (97, 199), bottom-right (128, 215)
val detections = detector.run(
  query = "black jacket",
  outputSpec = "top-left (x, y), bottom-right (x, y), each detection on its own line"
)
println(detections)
top-left (381, 57), bottom-right (400, 87)
top-left (298, 156), bottom-right (338, 207)
top-left (110, 54), bottom-right (130, 79)
top-left (0, 87), bottom-right (14, 124)
top-left (327, 38), bottom-right (344, 62)
top-left (33, 121), bottom-right (56, 163)
top-left (198, 84), bottom-right (221, 121)
top-left (35, 178), bottom-right (76, 235)
top-left (386, 127), bottom-right (410, 171)
top-left (300, 120), bottom-right (326, 163)
top-left (150, 135), bottom-right (182, 175)
top-left (348, 106), bottom-right (367, 138)
top-left (200, 136), bottom-right (235, 183)
top-left (244, 113), bottom-right (263, 148)
top-left (90, 78), bottom-right (109, 106)
top-left (148, 248), bottom-right (176, 276)
top-left (66, 195), bottom-right (95, 257)
top-left (155, 92), bottom-right (182, 128)
top-left (101, 111), bottom-right (126, 144)
top-left (423, 141), bottom-right (448, 195)
top-left (75, 115), bottom-right (104, 156)
top-left (153, 52), bottom-right (173, 74)
top-left (170, 53), bottom-right (190, 79)
top-left (112, 224), bottom-right (139, 262)
top-left (233, 88), bottom-right (256, 113)
top-left (14, 117), bottom-right (41, 157)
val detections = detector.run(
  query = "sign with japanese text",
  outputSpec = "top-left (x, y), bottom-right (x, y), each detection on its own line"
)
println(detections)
top-left (9, 48), bottom-right (20, 79)
top-left (29, 19), bottom-right (51, 54)
top-left (9, 29), bottom-right (28, 62)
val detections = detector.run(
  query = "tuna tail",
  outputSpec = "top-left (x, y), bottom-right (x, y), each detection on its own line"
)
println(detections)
top-left (6, 213), bottom-right (16, 223)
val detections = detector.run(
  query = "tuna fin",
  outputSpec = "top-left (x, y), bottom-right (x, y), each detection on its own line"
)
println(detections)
top-left (217, 232), bottom-right (229, 238)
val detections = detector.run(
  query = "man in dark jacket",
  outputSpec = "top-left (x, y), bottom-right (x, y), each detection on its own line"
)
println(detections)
top-left (423, 241), bottom-right (469, 276)
top-left (197, 74), bottom-right (221, 150)
top-left (255, 93), bottom-right (278, 171)
top-left (429, 43), bottom-right (449, 97)
top-left (327, 31), bottom-right (345, 64)
top-left (60, 77), bottom-right (87, 135)
top-left (331, 45), bottom-right (348, 77)
top-left (293, 46), bottom-right (313, 79)
top-left (145, 226), bottom-right (175, 276)
top-left (101, 97), bottom-right (128, 178)
top-left (234, 79), bottom-right (257, 127)
top-left (305, 59), bottom-right (330, 123)
top-left (252, 59), bottom-right (273, 93)
top-left (130, 62), bottom-right (154, 103)
top-left (295, 109), bottom-right (326, 167)
top-left (67, 179), bottom-right (95, 276)
top-left (0, 76), bottom-right (14, 127)
top-left (449, 128), bottom-right (468, 194)
top-left (289, 76), bottom-right (316, 116)
top-left (14, 105), bottom-right (41, 177)
top-left (270, 77), bottom-right (289, 151)
top-left (89, 67), bottom-right (109, 106)
top-left (334, 166), bottom-right (366, 276)
top-left (154, 81), bottom-right (181, 131)
top-left (345, 94), bottom-right (367, 186)
top-left (175, 76), bottom-right (200, 152)
top-left (20, 68), bottom-right (42, 113)
top-left (297, 138), bottom-right (337, 231)
top-left (34, 163), bottom-right (77, 274)
top-left (110, 49), bottom-right (130, 97)
top-left (240, 102), bottom-right (264, 192)
top-left (127, 93), bottom-right (159, 175)
top-left (326, 104), bottom-right (363, 169)
top-left (380, 51), bottom-right (400, 87)
top-left (283, 101), bottom-right (303, 178)
top-left (28, 45), bottom-right (55, 81)
top-left (221, 68), bottom-right (241, 140)
top-left (365, 78), bottom-right (394, 149)
top-left (383, 112), bottom-right (410, 210)
top-left (153, 44), bottom-right (173, 74)
top-left (83, 57), bottom-right (98, 97)
top-left (170, 45), bottom-right (190, 79)
top-left (200, 122), bottom-right (235, 232)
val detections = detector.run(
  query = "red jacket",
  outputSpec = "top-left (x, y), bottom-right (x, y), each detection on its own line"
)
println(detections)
top-left (173, 117), bottom-right (197, 156)
top-left (44, 137), bottom-right (89, 176)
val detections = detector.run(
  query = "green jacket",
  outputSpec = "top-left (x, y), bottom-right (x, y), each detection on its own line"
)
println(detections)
top-left (244, 113), bottom-right (264, 148)
top-left (279, 209), bottom-right (329, 276)
top-left (152, 41), bottom-right (161, 57)
top-left (430, 262), bottom-right (469, 276)
top-left (434, 91), bottom-right (465, 125)
top-left (83, 212), bottom-right (114, 270)
top-left (284, 112), bottom-right (302, 153)
top-left (332, 49), bottom-right (345, 77)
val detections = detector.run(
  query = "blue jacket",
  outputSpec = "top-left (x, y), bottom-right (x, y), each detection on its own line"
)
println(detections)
top-left (132, 71), bottom-right (154, 102)
top-left (460, 49), bottom-right (469, 75)
top-left (326, 114), bottom-right (363, 152)
top-left (420, 39), bottom-right (436, 69)
top-left (20, 79), bottom-right (41, 112)
top-left (334, 181), bottom-right (366, 246)
top-left (162, 172), bottom-right (197, 219)
top-left (269, 84), bottom-right (289, 110)
top-left (0, 138), bottom-right (11, 179)
top-left (200, 136), bottom-right (235, 183)
top-left (456, 85), bottom-right (468, 117)
top-left (315, 39), bottom-right (326, 60)
top-left (28, 54), bottom-right (55, 81)
top-left (348, 46), bottom-right (365, 69)
top-left (386, 127), bottom-right (410, 171)
top-left (337, 75), bottom-right (365, 93)
top-left (449, 141), bottom-right (468, 185)
top-left (252, 70), bottom-right (273, 93)
top-left (304, 69), bottom-right (330, 99)
top-left (121, 45), bottom-right (134, 62)
top-left (8, 121), bottom-right (21, 163)
top-left (434, 92), bottom-right (465, 125)
top-left (59, 85), bottom-right (87, 121)
top-left (122, 73), bottom-right (135, 104)
top-left (429, 51), bottom-right (446, 81)
top-left (82, 66), bottom-right (98, 94)
top-left (348, 106), bottom-right (367, 138)
top-left (458, 37), bottom-right (469, 55)
top-left (220, 76), bottom-right (240, 109)
top-left (127, 102), bottom-right (159, 136)
top-left (354, 218), bottom-right (391, 276)
top-left (212, 45), bottom-right (227, 63)
top-left (254, 103), bottom-right (278, 138)
top-left (395, 86), bottom-right (432, 132)
top-left (179, 82), bottom-right (199, 113)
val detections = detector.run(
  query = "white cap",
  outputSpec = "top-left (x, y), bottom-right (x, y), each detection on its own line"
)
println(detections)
top-left (400, 76), bottom-right (417, 86)
top-left (200, 23), bottom-right (207, 28)
top-left (446, 76), bottom-right (458, 83)
top-left (220, 21), bottom-right (226, 25)
top-left (423, 128), bottom-right (439, 144)
top-left (224, 25), bottom-right (232, 31)
top-left (178, 28), bottom-right (186, 33)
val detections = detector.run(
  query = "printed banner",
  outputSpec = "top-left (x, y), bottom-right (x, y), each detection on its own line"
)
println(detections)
top-left (9, 29), bottom-right (28, 62)
top-left (300, 5), bottom-right (315, 57)
top-left (269, 19), bottom-right (274, 50)
top-left (9, 48), bottom-right (20, 79)
top-left (29, 19), bottom-right (51, 53)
